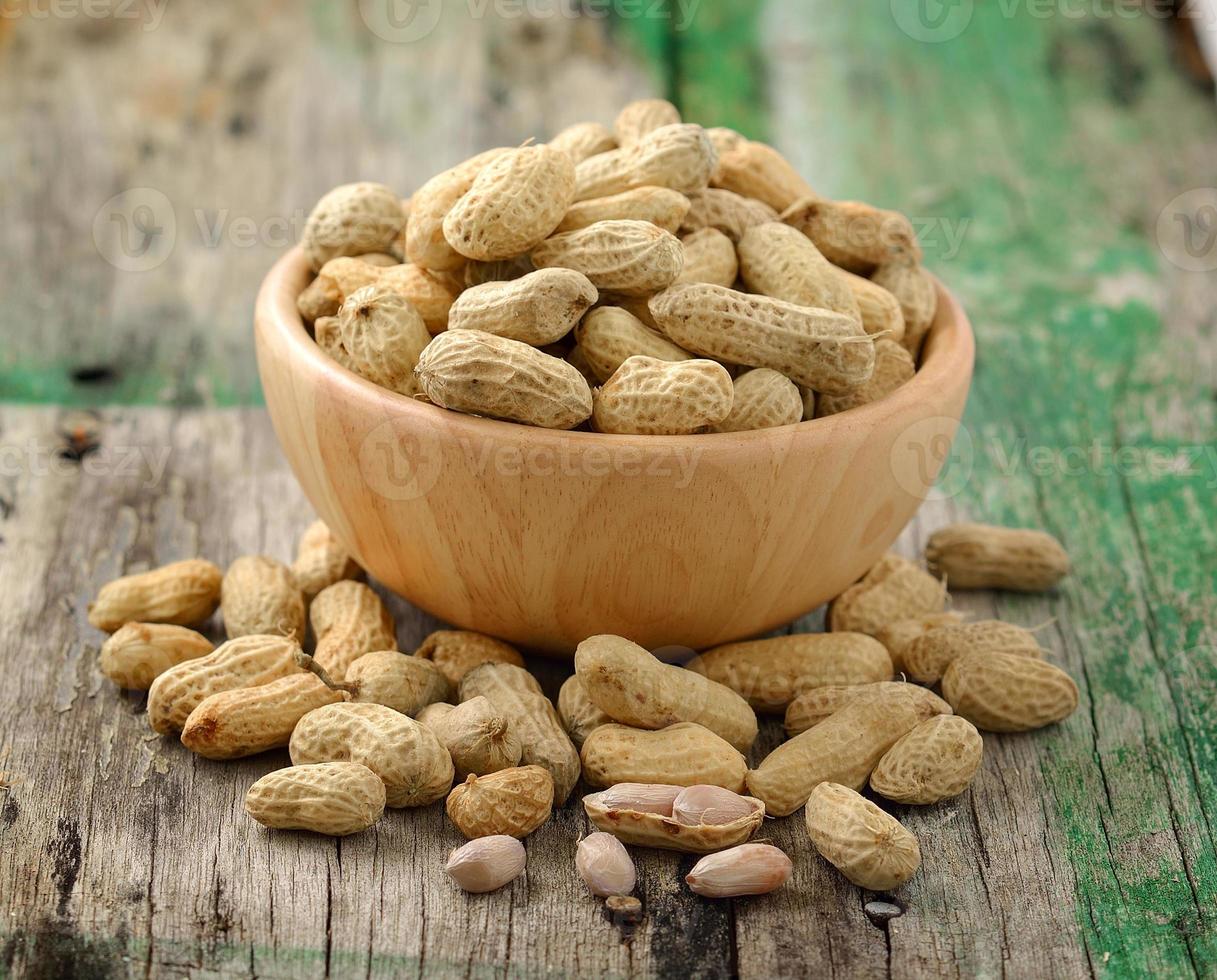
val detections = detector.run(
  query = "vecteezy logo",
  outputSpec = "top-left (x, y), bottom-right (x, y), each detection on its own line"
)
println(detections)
top-left (358, 0), bottom-right (443, 43)
top-left (358, 416), bottom-right (445, 502)
top-left (890, 416), bottom-right (974, 502)
top-left (1157, 188), bottom-right (1217, 273)
top-left (92, 188), bottom-right (176, 272)
top-left (891, 0), bottom-right (974, 43)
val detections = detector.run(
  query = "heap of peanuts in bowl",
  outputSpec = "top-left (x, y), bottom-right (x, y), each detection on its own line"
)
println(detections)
top-left (85, 101), bottom-right (1078, 910)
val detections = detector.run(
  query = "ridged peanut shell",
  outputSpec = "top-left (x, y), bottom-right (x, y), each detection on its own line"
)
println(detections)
top-left (614, 99), bottom-right (682, 147)
top-left (415, 630), bottom-right (525, 686)
top-left (676, 228), bottom-right (738, 287)
top-left (290, 520), bottom-right (361, 601)
top-left (310, 581), bottom-right (397, 683)
top-left (583, 787), bottom-right (764, 854)
top-left (447, 268), bottom-right (597, 346)
top-left (246, 762), bottom-right (386, 836)
top-left (575, 307), bottom-right (692, 383)
top-left (551, 121), bottom-right (617, 164)
top-left (99, 623), bottom-right (214, 690)
top-left (415, 330), bottom-right (593, 430)
top-left (458, 662), bottom-right (543, 700)
top-left (532, 220), bottom-right (684, 297)
top-left (557, 675), bottom-right (612, 748)
top-left (558, 186), bottom-right (691, 234)
top-left (837, 269), bottom-right (907, 343)
top-left (334, 283), bottom-right (430, 397)
top-left (574, 124), bottom-right (716, 202)
top-left (446, 765), bottom-right (554, 839)
top-left (874, 611), bottom-right (969, 673)
top-left (376, 263), bottom-right (457, 335)
top-left (689, 633), bottom-right (894, 713)
top-left (925, 523), bottom-right (1070, 592)
top-left (828, 554), bottom-right (947, 636)
top-left (711, 368), bottom-right (803, 433)
top-left (592, 356), bottom-right (734, 435)
top-left (425, 695), bottom-right (522, 779)
top-left (782, 198), bottom-right (922, 274)
top-left (872, 260), bottom-right (938, 356)
top-left (575, 635), bottom-right (758, 751)
top-left (89, 559), bottom-right (222, 632)
top-left (406, 147), bottom-right (512, 271)
top-left (302, 183), bottom-right (405, 272)
top-left (297, 256), bottom-right (385, 323)
top-left (581, 723), bottom-right (747, 792)
top-left (902, 620), bottom-right (1042, 685)
top-left (805, 782), bottom-right (921, 890)
top-left (346, 650), bottom-right (451, 715)
top-left (784, 682), bottom-right (952, 737)
top-left (712, 140), bottom-right (816, 213)
top-left (817, 339), bottom-right (915, 417)
top-left (942, 652), bottom-right (1079, 732)
top-left (681, 188), bottom-right (779, 243)
top-left (221, 555), bottom-right (305, 641)
top-left (738, 222), bottom-right (860, 322)
top-left (870, 715), bottom-right (983, 804)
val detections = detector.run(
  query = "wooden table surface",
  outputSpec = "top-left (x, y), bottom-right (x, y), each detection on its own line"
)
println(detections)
top-left (2, 3), bottom-right (1216, 978)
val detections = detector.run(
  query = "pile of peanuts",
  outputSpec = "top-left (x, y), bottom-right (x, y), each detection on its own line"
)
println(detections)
top-left (294, 99), bottom-right (935, 434)
top-left (88, 519), bottom-right (1074, 904)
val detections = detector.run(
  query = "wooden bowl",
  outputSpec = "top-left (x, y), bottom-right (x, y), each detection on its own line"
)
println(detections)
top-left (255, 248), bottom-right (974, 655)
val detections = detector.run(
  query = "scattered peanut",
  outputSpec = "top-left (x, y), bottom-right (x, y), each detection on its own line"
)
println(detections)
top-left (446, 765), bottom-right (554, 839)
top-left (290, 520), bottom-right (361, 601)
top-left (245, 762), bottom-right (386, 836)
top-left (221, 555), bottom-right (305, 641)
top-left (309, 581), bottom-right (397, 683)
top-left (902, 620), bottom-right (1042, 685)
top-left (581, 722), bottom-right (747, 793)
top-left (925, 523), bottom-right (1071, 592)
top-left (828, 554), bottom-right (947, 636)
top-left (415, 630), bottom-right (525, 687)
top-left (446, 836), bottom-right (527, 893)
top-left (98, 623), bottom-right (214, 690)
top-left (874, 611), bottom-right (968, 673)
top-left (685, 843), bottom-right (792, 898)
top-left (805, 782), bottom-right (921, 890)
top-left (334, 650), bottom-right (451, 715)
top-left (870, 715), bottom-right (984, 804)
top-left (784, 682), bottom-right (952, 737)
top-left (421, 695), bottom-right (522, 779)
top-left (577, 832), bottom-right (637, 897)
top-left (88, 559), bottom-right (222, 633)
top-left (583, 784), bottom-right (764, 854)
top-left (557, 675), bottom-right (612, 748)
top-left (942, 652), bottom-right (1079, 732)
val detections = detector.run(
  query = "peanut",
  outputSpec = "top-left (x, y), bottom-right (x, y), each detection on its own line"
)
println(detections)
top-left (309, 581), bottom-right (397, 683)
top-left (577, 832), bottom-right (637, 897)
top-left (942, 652), bottom-right (1079, 732)
top-left (245, 762), bottom-right (386, 836)
top-left (447, 268), bottom-right (597, 346)
top-left (874, 611), bottom-right (969, 673)
top-left (816, 338), bottom-right (915, 417)
top-left (574, 123), bottom-right (716, 202)
top-left (680, 188), bottom-right (779, 243)
top-left (147, 634), bottom-right (302, 735)
top-left (710, 368), bottom-right (803, 433)
top-left (781, 198), bottom-right (922, 274)
top-left (671, 785), bottom-right (757, 827)
top-left (290, 520), bottom-right (362, 602)
top-left (463, 254), bottom-right (536, 289)
top-left (458, 661), bottom-right (543, 700)
top-left (446, 765), bottom-right (554, 839)
top-left (89, 559), bottom-right (222, 633)
top-left (594, 783), bottom-right (682, 815)
top-left (784, 682), bottom-right (952, 737)
top-left (444, 144), bottom-right (576, 261)
top-left (870, 715), bottom-right (983, 804)
top-left (376, 263), bottom-right (457, 335)
top-left (827, 554), bottom-right (947, 636)
top-left (406, 147), bottom-right (512, 271)
top-left (648, 283), bottom-right (875, 394)
top-left (575, 307), bottom-right (692, 383)
top-left (181, 674), bottom-right (343, 760)
top-left (297, 256), bottom-right (385, 323)
top-left (583, 783), bottom-right (765, 853)
top-left (837, 268), bottom-right (906, 343)
top-left (676, 228), bottom-right (738, 287)
top-left (592, 356), bottom-right (734, 435)
top-left (557, 186), bottom-right (691, 234)
top-left (581, 723), bottom-right (747, 792)
top-left (738, 222), bottom-right (860, 322)
top-left (220, 555), bottom-right (305, 641)
top-left (557, 675), bottom-right (612, 748)
top-left (302, 182), bottom-right (405, 272)
top-left (415, 330), bottom-right (593, 430)
top-left (290, 702), bottom-right (454, 807)
top-left (712, 140), bottom-right (816, 213)
top-left (746, 684), bottom-right (941, 816)
top-left (331, 283), bottom-right (431, 397)
top-left (575, 635), bottom-right (758, 751)
top-left (565, 343), bottom-right (600, 387)
top-left (706, 127), bottom-right (746, 161)
top-left (551, 121), bottom-right (617, 164)
top-left (688, 633), bottom-right (894, 714)
top-left (614, 98), bottom-right (682, 147)
top-left (925, 523), bottom-right (1070, 592)
top-left (446, 836), bottom-right (526, 893)
top-left (902, 620), bottom-right (1042, 685)
top-left (98, 623), bottom-right (214, 690)
top-left (805, 782), bottom-right (921, 890)
top-left (420, 695), bottom-right (522, 779)
top-left (415, 630), bottom-right (525, 686)
top-left (340, 650), bottom-right (451, 715)
top-left (872, 259), bottom-right (938, 356)
top-left (685, 843), bottom-right (792, 898)
top-left (532, 220), bottom-right (684, 297)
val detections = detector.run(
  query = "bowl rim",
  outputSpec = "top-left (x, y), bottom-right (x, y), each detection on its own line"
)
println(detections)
top-left (256, 246), bottom-right (975, 450)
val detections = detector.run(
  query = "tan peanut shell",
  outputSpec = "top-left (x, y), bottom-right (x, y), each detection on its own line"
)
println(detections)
top-left (551, 121), bottom-right (617, 164)
top-left (415, 630), bottom-right (525, 687)
top-left (446, 765), bottom-right (554, 839)
top-left (99, 623), bottom-right (214, 690)
top-left (575, 635), bottom-right (758, 751)
top-left (246, 762), bottom-right (386, 836)
top-left (575, 307), bottom-right (692, 383)
top-left (290, 520), bottom-right (361, 601)
top-left (415, 330), bottom-right (593, 430)
top-left (805, 782), bottom-right (921, 890)
top-left (446, 836), bottom-right (527, 893)
top-left (592, 356), bottom-right (734, 435)
top-left (89, 559), bottom-right (222, 633)
top-left (614, 98), bottom-right (682, 147)
top-left (872, 260), bottom-right (938, 356)
top-left (290, 702), bottom-right (454, 807)
top-left (447, 268), bottom-right (597, 346)
top-left (711, 140), bottom-right (816, 213)
top-left (677, 228), bottom-right (738, 287)
top-left (376, 263), bottom-right (457, 335)
top-left (345, 650), bottom-right (451, 715)
top-left (532, 220), bottom-right (684, 297)
top-left (828, 554), bottom-right (947, 636)
top-left (333, 283), bottom-right (431, 397)
top-left (406, 147), bottom-right (512, 271)
top-left (558, 186), bottom-right (691, 234)
top-left (302, 182), bottom-right (405, 272)
top-left (817, 338), bottom-right (916, 417)
top-left (711, 368), bottom-right (803, 433)
top-left (689, 633), bottom-right (894, 713)
top-left (458, 662), bottom-right (543, 700)
top-left (649, 283), bottom-right (875, 394)
top-left (574, 123), bottom-right (716, 202)
top-left (581, 723), bottom-right (747, 793)
top-left (680, 188), bottom-right (779, 243)
top-left (942, 652), bottom-right (1079, 732)
top-left (784, 682), bottom-right (952, 737)
top-left (925, 523), bottom-right (1071, 592)
top-left (706, 126), bottom-right (746, 161)
top-left (297, 256), bottom-right (385, 323)
top-left (875, 612), bottom-right (969, 673)
top-left (782, 198), bottom-right (922, 274)
top-left (557, 675), bottom-right (612, 748)
top-left (902, 620), bottom-right (1042, 685)
top-left (566, 343), bottom-right (600, 386)
top-left (310, 581), bottom-right (397, 683)
top-left (685, 843), bottom-right (793, 898)
top-left (870, 715), bottom-right (983, 804)
top-left (738, 222), bottom-right (860, 322)
top-left (313, 316), bottom-right (352, 372)
top-left (583, 787), bottom-right (764, 854)
top-left (423, 695), bottom-right (522, 778)
top-left (443, 144), bottom-right (576, 261)
top-left (181, 674), bottom-right (343, 760)
top-left (746, 685), bottom-right (939, 816)
top-left (221, 555), bottom-right (305, 641)
top-left (838, 269), bottom-right (907, 342)
top-left (147, 634), bottom-right (302, 735)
